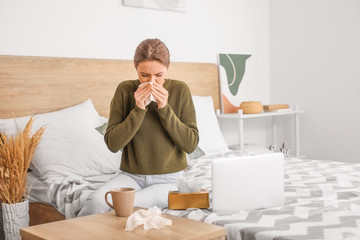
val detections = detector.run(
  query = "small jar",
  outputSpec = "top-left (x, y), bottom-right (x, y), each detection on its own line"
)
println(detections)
top-left (239, 101), bottom-right (263, 114)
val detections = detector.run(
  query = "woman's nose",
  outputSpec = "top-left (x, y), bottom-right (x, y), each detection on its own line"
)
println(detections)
top-left (149, 75), bottom-right (155, 83)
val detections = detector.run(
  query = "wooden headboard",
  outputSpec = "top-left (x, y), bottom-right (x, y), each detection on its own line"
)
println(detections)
top-left (0, 55), bottom-right (220, 118)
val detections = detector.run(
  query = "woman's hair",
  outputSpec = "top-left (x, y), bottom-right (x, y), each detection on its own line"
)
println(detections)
top-left (134, 38), bottom-right (170, 68)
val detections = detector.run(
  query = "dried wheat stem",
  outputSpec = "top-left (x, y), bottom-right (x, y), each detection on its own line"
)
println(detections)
top-left (0, 116), bottom-right (45, 203)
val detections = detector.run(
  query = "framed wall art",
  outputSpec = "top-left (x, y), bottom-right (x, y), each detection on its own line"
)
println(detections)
top-left (218, 53), bottom-right (253, 114)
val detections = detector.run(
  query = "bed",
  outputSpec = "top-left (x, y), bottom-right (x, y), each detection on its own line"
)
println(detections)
top-left (1, 55), bottom-right (360, 240)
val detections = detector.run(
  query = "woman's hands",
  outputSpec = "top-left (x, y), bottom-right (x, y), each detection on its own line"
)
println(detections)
top-left (152, 81), bottom-right (168, 109)
top-left (134, 83), bottom-right (151, 110)
top-left (134, 81), bottom-right (168, 109)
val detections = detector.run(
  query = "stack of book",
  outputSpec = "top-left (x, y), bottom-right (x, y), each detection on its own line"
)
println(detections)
top-left (263, 104), bottom-right (290, 112)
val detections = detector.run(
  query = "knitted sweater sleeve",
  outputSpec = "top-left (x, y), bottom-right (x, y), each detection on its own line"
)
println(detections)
top-left (156, 82), bottom-right (199, 154)
top-left (104, 83), bottom-right (147, 153)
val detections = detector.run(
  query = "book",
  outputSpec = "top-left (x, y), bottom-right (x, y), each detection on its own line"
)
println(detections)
top-left (263, 104), bottom-right (289, 111)
top-left (263, 108), bottom-right (292, 112)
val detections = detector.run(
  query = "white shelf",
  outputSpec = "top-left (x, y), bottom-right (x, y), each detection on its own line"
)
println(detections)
top-left (216, 106), bottom-right (304, 157)
top-left (217, 109), bottom-right (304, 119)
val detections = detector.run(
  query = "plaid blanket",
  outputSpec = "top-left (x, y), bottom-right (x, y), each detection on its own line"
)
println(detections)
top-left (163, 155), bottom-right (360, 240)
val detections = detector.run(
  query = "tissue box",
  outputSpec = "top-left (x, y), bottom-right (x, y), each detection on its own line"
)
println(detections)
top-left (168, 189), bottom-right (209, 210)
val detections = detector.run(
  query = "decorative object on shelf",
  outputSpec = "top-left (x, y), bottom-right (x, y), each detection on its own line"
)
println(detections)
top-left (123, 0), bottom-right (187, 12)
top-left (263, 104), bottom-right (290, 112)
top-left (239, 101), bottom-right (263, 114)
top-left (218, 53), bottom-right (253, 113)
top-left (269, 143), bottom-right (291, 157)
top-left (0, 116), bottom-right (45, 240)
top-left (269, 144), bottom-right (277, 152)
top-left (280, 143), bottom-right (291, 157)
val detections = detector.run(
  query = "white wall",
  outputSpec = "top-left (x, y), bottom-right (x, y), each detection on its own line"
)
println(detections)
top-left (0, 0), bottom-right (268, 64)
top-left (0, 0), bottom-right (270, 149)
top-left (270, 0), bottom-right (360, 162)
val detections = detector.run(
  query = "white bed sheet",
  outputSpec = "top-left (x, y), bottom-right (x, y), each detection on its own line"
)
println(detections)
top-left (27, 171), bottom-right (53, 205)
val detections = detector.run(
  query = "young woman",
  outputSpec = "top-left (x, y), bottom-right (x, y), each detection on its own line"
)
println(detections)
top-left (78, 38), bottom-right (199, 216)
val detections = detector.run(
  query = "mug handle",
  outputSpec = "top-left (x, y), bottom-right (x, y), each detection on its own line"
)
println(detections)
top-left (105, 191), bottom-right (114, 209)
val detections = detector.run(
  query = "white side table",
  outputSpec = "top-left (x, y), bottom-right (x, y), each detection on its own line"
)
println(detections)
top-left (217, 106), bottom-right (304, 157)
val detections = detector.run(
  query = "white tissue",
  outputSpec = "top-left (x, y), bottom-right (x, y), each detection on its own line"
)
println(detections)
top-left (176, 178), bottom-right (202, 193)
top-left (139, 82), bottom-right (156, 106)
top-left (125, 206), bottom-right (172, 231)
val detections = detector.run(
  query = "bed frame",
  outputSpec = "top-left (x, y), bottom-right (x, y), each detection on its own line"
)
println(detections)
top-left (0, 55), bottom-right (220, 225)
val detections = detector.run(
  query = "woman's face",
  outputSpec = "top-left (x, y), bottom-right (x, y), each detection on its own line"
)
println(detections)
top-left (136, 60), bottom-right (168, 86)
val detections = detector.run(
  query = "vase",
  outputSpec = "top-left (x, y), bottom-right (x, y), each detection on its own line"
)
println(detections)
top-left (1, 200), bottom-right (29, 240)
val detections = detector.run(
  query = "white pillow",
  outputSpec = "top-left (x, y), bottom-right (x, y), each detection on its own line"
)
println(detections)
top-left (0, 99), bottom-right (102, 136)
top-left (31, 123), bottom-right (121, 180)
top-left (0, 99), bottom-right (121, 180)
top-left (192, 96), bottom-right (229, 155)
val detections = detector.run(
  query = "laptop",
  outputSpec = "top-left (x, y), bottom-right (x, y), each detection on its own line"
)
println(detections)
top-left (211, 152), bottom-right (284, 211)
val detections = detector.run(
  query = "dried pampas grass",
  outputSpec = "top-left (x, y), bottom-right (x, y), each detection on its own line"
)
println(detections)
top-left (0, 116), bottom-right (45, 204)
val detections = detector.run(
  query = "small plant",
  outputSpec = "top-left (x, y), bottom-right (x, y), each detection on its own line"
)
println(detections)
top-left (0, 116), bottom-right (45, 203)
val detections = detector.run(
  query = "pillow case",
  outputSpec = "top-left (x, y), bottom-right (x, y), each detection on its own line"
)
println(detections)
top-left (187, 146), bottom-right (206, 160)
top-left (192, 96), bottom-right (229, 155)
top-left (0, 99), bottom-right (121, 180)
top-left (96, 121), bottom-right (108, 135)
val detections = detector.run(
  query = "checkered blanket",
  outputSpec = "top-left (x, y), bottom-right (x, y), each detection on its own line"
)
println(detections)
top-left (163, 154), bottom-right (360, 240)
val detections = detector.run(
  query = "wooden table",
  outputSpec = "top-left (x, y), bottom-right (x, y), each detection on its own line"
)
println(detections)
top-left (21, 207), bottom-right (226, 240)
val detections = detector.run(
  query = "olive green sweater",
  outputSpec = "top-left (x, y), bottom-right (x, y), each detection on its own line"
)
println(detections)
top-left (104, 79), bottom-right (199, 174)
